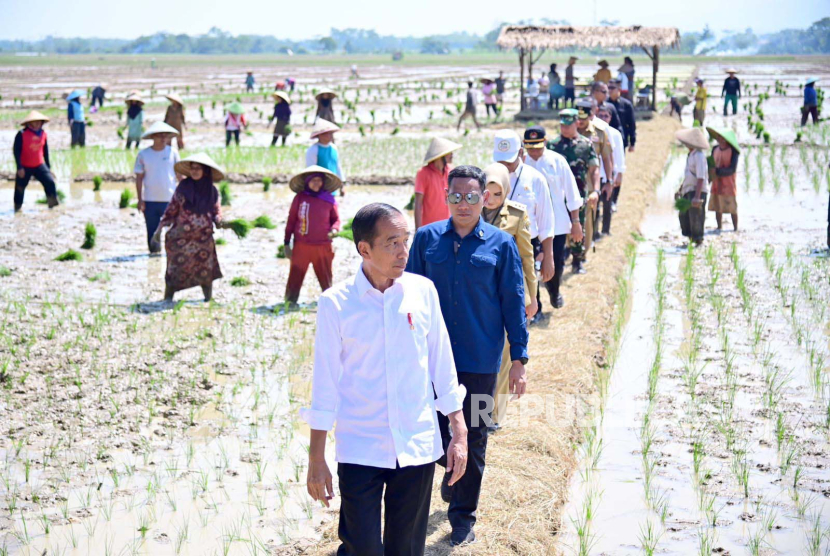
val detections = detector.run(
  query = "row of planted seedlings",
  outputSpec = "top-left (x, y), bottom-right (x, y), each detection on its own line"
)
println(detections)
top-left (569, 243), bottom-right (637, 556)
top-left (740, 142), bottom-right (830, 196)
top-left (0, 287), bottom-right (324, 554)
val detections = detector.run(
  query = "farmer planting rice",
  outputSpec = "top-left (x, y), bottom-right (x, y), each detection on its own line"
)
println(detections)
top-left (302, 203), bottom-right (467, 556)
top-left (134, 122), bottom-right (181, 253)
top-left (283, 166), bottom-right (341, 305)
top-left (66, 90), bottom-right (86, 148)
top-left (706, 127), bottom-right (740, 232)
top-left (722, 68), bottom-right (741, 116)
top-left (164, 92), bottom-right (187, 149)
top-left (414, 137), bottom-right (461, 229)
top-left (152, 153), bottom-right (229, 302)
top-left (13, 110), bottom-right (58, 211)
top-left (693, 78), bottom-right (708, 125)
top-left (802, 77), bottom-right (819, 126)
top-left (224, 102), bottom-right (248, 147)
top-left (245, 71), bottom-right (255, 93)
top-left (124, 93), bottom-right (144, 149)
top-left (675, 127), bottom-right (710, 246)
top-left (305, 118), bottom-right (345, 196)
top-left (90, 83), bottom-right (107, 108)
top-left (269, 91), bottom-right (292, 146)
top-left (314, 88), bottom-right (337, 124)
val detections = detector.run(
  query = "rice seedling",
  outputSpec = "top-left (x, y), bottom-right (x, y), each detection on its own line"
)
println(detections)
top-left (638, 519), bottom-right (662, 556)
top-left (0, 266), bottom-right (10, 277)
top-left (225, 219), bottom-right (252, 239)
top-left (215, 237), bottom-right (227, 245)
top-left (80, 222), bottom-right (97, 249)
top-left (334, 218), bottom-right (354, 241)
top-left (230, 276), bottom-right (250, 287)
top-left (55, 249), bottom-right (82, 262)
top-left (119, 188), bottom-right (133, 208)
top-left (219, 181), bottom-right (232, 206)
top-left (251, 215), bottom-right (276, 229)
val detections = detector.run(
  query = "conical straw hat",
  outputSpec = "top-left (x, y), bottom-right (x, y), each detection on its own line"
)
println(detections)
top-left (227, 102), bottom-right (244, 115)
top-left (706, 127), bottom-right (740, 153)
top-left (19, 110), bottom-right (51, 125)
top-left (310, 118), bottom-right (340, 139)
top-left (675, 128), bottom-right (709, 151)
top-left (141, 121), bottom-right (180, 139)
top-left (66, 90), bottom-right (83, 101)
top-left (423, 137), bottom-right (463, 165)
top-left (125, 93), bottom-right (144, 105)
top-left (174, 153), bottom-right (226, 182)
top-left (165, 92), bottom-right (184, 105)
top-left (288, 165), bottom-right (342, 193)
top-left (724, 68), bottom-right (738, 74)
top-left (272, 91), bottom-right (291, 104)
top-left (315, 87), bottom-right (338, 100)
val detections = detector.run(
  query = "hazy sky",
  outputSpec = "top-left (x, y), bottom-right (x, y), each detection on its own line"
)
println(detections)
top-left (0, 0), bottom-right (826, 40)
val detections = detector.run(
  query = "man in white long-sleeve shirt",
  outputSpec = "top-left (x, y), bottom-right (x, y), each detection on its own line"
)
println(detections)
top-left (493, 129), bottom-right (555, 322)
top-left (597, 102), bottom-right (626, 235)
top-left (523, 125), bottom-right (584, 309)
top-left (302, 203), bottom-right (468, 556)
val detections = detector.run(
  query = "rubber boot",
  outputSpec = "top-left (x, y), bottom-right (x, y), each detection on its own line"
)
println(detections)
top-left (47, 196), bottom-right (59, 209)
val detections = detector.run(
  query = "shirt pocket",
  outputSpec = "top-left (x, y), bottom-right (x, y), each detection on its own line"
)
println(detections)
top-left (470, 253), bottom-right (497, 269)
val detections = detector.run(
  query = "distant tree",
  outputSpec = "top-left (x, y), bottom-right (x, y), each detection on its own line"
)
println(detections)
top-left (319, 37), bottom-right (338, 53)
top-left (420, 37), bottom-right (449, 54)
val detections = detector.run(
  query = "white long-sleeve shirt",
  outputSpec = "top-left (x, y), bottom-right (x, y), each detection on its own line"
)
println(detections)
top-left (524, 150), bottom-right (583, 237)
top-left (601, 125), bottom-right (626, 182)
top-left (300, 267), bottom-right (466, 469)
top-left (506, 160), bottom-right (555, 241)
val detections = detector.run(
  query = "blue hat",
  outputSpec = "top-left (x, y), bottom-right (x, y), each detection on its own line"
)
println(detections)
top-left (66, 90), bottom-right (83, 101)
top-left (805, 77), bottom-right (818, 85)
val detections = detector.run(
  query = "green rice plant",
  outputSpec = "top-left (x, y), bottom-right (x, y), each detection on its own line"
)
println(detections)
top-left (638, 519), bottom-right (662, 556)
top-left (219, 181), bottom-right (232, 206)
top-left (93, 175), bottom-right (103, 191)
top-left (225, 219), bottom-right (252, 239)
top-left (215, 237), bottom-right (227, 245)
top-left (262, 176), bottom-right (272, 192)
top-left (0, 266), bottom-right (10, 277)
top-left (230, 276), bottom-right (250, 287)
top-left (334, 218), bottom-right (354, 241)
top-left (804, 511), bottom-right (828, 556)
top-left (119, 188), bottom-right (134, 208)
top-left (55, 249), bottom-right (82, 262)
top-left (36, 189), bottom-right (65, 204)
top-left (81, 222), bottom-right (96, 249)
top-left (251, 215), bottom-right (276, 229)
top-left (276, 244), bottom-right (286, 258)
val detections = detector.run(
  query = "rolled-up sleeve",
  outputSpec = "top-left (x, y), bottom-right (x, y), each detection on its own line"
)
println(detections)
top-left (498, 239), bottom-right (529, 362)
top-left (300, 295), bottom-right (341, 431)
top-left (426, 284), bottom-right (466, 415)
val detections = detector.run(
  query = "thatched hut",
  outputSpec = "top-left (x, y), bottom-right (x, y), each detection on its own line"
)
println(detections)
top-left (496, 25), bottom-right (681, 112)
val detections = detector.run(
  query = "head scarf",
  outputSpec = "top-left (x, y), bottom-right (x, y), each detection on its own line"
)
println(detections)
top-left (177, 164), bottom-right (219, 215)
top-left (482, 179), bottom-right (505, 225)
top-left (127, 102), bottom-right (143, 119)
top-left (301, 172), bottom-right (336, 205)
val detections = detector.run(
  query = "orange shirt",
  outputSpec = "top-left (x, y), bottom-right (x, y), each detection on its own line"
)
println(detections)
top-left (414, 164), bottom-right (451, 226)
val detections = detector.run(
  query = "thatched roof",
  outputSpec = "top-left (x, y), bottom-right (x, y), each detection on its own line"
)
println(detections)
top-left (496, 25), bottom-right (681, 50)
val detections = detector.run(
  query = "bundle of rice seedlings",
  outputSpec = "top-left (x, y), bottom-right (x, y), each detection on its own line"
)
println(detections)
top-left (219, 182), bottom-right (232, 206)
top-left (226, 219), bottom-right (252, 239)
top-left (674, 197), bottom-right (692, 214)
top-left (215, 237), bottom-right (227, 245)
top-left (93, 176), bottom-right (103, 191)
top-left (252, 215), bottom-right (276, 229)
top-left (55, 249), bottom-right (83, 262)
top-left (262, 177), bottom-right (272, 192)
top-left (276, 245), bottom-right (286, 258)
top-left (119, 188), bottom-right (134, 209)
top-left (0, 266), bottom-right (11, 277)
top-left (334, 218), bottom-right (354, 241)
top-left (81, 222), bottom-right (97, 249)
top-left (405, 194), bottom-right (415, 210)
top-left (230, 276), bottom-right (251, 287)
top-left (36, 190), bottom-right (66, 204)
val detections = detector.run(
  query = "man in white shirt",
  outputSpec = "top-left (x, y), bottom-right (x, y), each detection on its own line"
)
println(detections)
top-left (597, 102), bottom-right (626, 235)
top-left (493, 129), bottom-right (555, 321)
top-left (134, 121), bottom-right (181, 253)
top-left (523, 125), bottom-right (584, 309)
top-left (303, 203), bottom-right (468, 556)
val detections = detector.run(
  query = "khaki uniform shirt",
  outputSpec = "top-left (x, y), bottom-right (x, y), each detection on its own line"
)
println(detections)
top-left (498, 200), bottom-right (537, 306)
top-left (579, 119), bottom-right (613, 184)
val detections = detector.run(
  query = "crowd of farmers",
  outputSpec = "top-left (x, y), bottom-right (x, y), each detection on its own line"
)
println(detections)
top-left (8, 61), bottom-right (827, 555)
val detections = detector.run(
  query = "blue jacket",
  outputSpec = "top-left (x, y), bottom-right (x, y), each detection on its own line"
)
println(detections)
top-left (68, 100), bottom-right (85, 123)
top-left (406, 216), bottom-right (529, 374)
top-left (804, 86), bottom-right (817, 107)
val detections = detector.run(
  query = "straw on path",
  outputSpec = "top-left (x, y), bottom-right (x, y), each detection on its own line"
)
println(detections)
top-left (302, 116), bottom-right (682, 556)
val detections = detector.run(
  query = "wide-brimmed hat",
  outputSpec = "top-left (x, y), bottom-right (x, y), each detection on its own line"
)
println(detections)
top-left (598, 60), bottom-right (609, 67)
top-left (20, 110), bottom-right (51, 126)
top-left (706, 127), bottom-right (740, 153)
top-left (125, 93), bottom-right (144, 105)
top-left (480, 78), bottom-right (494, 84)
top-left (174, 153), bottom-right (226, 182)
top-left (272, 91), bottom-right (291, 104)
top-left (805, 77), bottom-right (819, 85)
top-left (484, 163), bottom-right (511, 199)
top-left (66, 90), bottom-right (83, 101)
top-left (725, 68), bottom-right (738, 74)
top-left (227, 102), bottom-right (244, 115)
top-left (310, 118), bottom-right (340, 139)
top-left (288, 165), bottom-right (342, 193)
top-left (423, 137), bottom-right (462, 165)
top-left (676, 128), bottom-right (709, 150)
top-left (315, 88), bottom-right (338, 100)
top-left (165, 92), bottom-right (184, 105)
top-left (141, 121), bottom-right (180, 139)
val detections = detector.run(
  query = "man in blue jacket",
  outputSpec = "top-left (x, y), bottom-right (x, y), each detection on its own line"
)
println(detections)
top-left (406, 164), bottom-right (529, 547)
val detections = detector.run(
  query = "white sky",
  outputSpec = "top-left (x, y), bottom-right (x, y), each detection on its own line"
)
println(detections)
top-left (0, 0), bottom-right (826, 40)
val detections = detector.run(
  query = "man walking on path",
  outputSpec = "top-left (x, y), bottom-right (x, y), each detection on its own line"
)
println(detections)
top-left (576, 99), bottom-right (614, 241)
top-left (596, 103), bottom-right (626, 233)
top-left (548, 109), bottom-right (599, 275)
top-left (415, 137), bottom-right (462, 229)
top-left (303, 203), bottom-right (468, 556)
top-left (493, 130), bottom-right (555, 321)
top-left (608, 79), bottom-right (636, 152)
top-left (407, 166), bottom-right (528, 546)
top-left (523, 125), bottom-right (583, 309)
top-left (457, 81), bottom-right (482, 131)
top-left (134, 122), bottom-right (181, 253)
top-left (591, 81), bottom-right (621, 131)
top-left (722, 69), bottom-right (741, 116)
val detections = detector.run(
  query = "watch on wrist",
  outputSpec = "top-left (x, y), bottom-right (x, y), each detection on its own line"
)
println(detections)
top-left (519, 357), bottom-right (529, 365)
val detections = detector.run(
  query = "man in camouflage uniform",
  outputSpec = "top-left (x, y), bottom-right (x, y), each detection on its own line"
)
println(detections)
top-left (576, 97), bottom-right (615, 243)
top-left (547, 109), bottom-right (599, 274)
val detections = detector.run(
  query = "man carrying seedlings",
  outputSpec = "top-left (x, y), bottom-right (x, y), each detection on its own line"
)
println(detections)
top-left (722, 69), bottom-right (741, 116)
top-left (414, 137), bottom-right (462, 229)
top-left (13, 111), bottom-right (58, 211)
top-left (283, 166), bottom-right (341, 305)
top-left (407, 166), bottom-right (528, 547)
top-left (305, 118), bottom-right (346, 196)
top-left (66, 90), bottom-right (86, 148)
top-left (134, 122), bottom-right (181, 253)
top-left (303, 203), bottom-right (468, 556)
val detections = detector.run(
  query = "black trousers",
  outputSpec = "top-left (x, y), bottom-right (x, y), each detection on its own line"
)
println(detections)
top-left (225, 129), bottom-right (240, 146)
top-left (601, 186), bottom-right (613, 234)
top-left (543, 234), bottom-right (568, 303)
top-left (802, 105), bottom-right (819, 126)
top-left (531, 238), bottom-right (543, 313)
top-left (437, 371), bottom-right (497, 532)
top-left (679, 192), bottom-right (708, 243)
top-left (337, 461), bottom-right (435, 556)
top-left (70, 122), bottom-right (86, 147)
top-left (15, 164), bottom-right (57, 207)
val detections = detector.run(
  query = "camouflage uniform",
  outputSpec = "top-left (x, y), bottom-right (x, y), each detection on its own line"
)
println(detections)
top-left (547, 133), bottom-right (598, 262)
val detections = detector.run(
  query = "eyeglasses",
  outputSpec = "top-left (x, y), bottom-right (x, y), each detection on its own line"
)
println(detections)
top-left (447, 192), bottom-right (482, 205)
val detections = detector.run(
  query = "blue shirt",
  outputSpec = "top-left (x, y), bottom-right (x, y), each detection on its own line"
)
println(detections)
top-left (406, 216), bottom-right (529, 375)
top-left (68, 100), bottom-right (84, 123)
top-left (804, 86), bottom-right (817, 107)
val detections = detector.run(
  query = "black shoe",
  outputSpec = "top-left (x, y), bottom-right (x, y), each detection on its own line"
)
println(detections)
top-left (552, 294), bottom-right (564, 308)
top-left (487, 423), bottom-right (501, 434)
top-left (149, 240), bottom-right (162, 254)
top-left (572, 261), bottom-right (586, 275)
top-left (450, 528), bottom-right (476, 546)
top-left (14, 204), bottom-right (22, 213)
top-left (440, 472), bottom-right (453, 503)
top-left (593, 231), bottom-right (601, 242)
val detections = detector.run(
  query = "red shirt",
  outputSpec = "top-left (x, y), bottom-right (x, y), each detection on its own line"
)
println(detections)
top-left (20, 128), bottom-right (47, 168)
top-left (284, 193), bottom-right (341, 245)
top-left (414, 163), bottom-right (451, 226)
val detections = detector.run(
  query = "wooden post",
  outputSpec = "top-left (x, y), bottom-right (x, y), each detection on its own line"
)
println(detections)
top-left (519, 48), bottom-right (526, 111)
top-left (651, 45), bottom-right (659, 111)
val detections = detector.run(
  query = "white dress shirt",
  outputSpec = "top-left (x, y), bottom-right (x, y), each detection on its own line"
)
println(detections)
top-left (525, 150), bottom-right (583, 237)
top-left (507, 160), bottom-right (555, 241)
top-left (300, 267), bottom-right (466, 469)
top-left (601, 125), bottom-right (626, 182)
